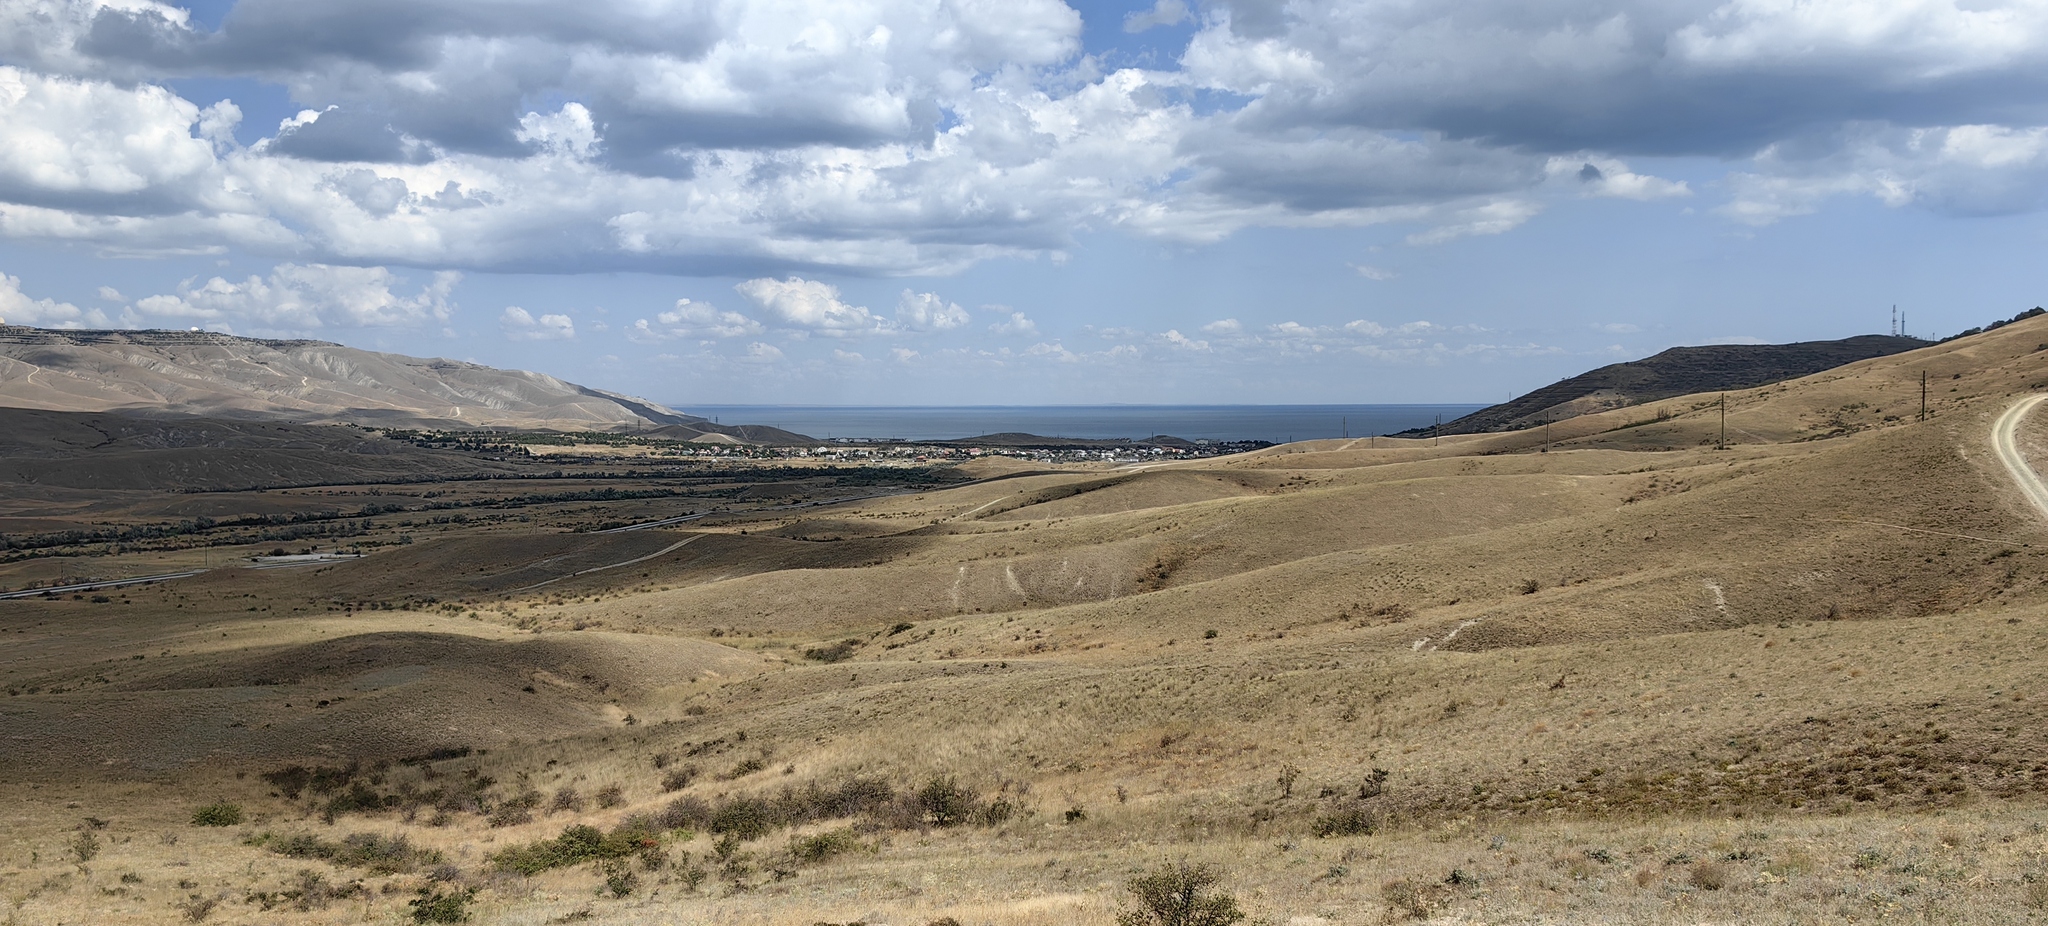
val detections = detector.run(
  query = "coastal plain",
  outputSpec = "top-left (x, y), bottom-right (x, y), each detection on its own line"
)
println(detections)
top-left (4, 318), bottom-right (2048, 924)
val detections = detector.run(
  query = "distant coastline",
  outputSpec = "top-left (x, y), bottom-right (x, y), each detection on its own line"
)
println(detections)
top-left (669, 404), bottom-right (1487, 445)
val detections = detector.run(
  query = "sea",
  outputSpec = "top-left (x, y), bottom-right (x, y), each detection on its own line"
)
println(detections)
top-left (669, 404), bottom-right (1487, 445)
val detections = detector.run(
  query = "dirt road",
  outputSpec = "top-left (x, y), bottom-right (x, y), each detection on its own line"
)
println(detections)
top-left (1993, 394), bottom-right (2048, 521)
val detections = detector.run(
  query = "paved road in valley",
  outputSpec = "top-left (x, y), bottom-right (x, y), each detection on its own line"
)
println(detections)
top-left (0, 570), bottom-right (208, 599)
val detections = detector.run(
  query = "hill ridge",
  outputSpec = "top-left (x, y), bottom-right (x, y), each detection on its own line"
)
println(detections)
top-left (1402, 333), bottom-right (1927, 436)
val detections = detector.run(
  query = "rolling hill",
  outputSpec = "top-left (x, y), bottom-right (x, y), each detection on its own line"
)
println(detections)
top-left (0, 326), bottom-right (804, 438)
top-left (1408, 333), bottom-right (1928, 436)
top-left (3, 316), bottom-right (2048, 925)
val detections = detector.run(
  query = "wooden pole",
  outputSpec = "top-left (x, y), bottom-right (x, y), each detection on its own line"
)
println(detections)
top-left (1718, 394), bottom-right (1726, 450)
top-left (1920, 370), bottom-right (1927, 422)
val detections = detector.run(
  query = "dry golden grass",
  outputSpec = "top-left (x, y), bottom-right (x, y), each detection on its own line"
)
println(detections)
top-left (6, 316), bottom-right (2048, 923)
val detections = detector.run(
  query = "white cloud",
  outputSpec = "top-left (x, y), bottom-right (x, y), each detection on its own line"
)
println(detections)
top-left (0, 67), bottom-right (226, 205)
top-left (895, 289), bottom-right (969, 331)
top-left (132, 263), bottom-right (459, 330)
top-left (742, 341), bottom-right (785, 363)
top-left (1547, 157), bottom-right (1691, 200)
top-left (889, 346), bottom-right (919, 362)
top-left (989, 311), bottom-right (1038, 336)
top-left (500, 306), bottom-right (575, 340)
top-left (0, 270), bottom-right (113, 327)
top-left (1721, 123), bottom-right (2048, 224)
top-left (628, 298), bottom-right (763, 340)
top-left (1124, 0), bottom-right (1190, 33)
top-left (1162, 328), bottom-right (1209, 350)
top-left (516, 103), bottom-right (599, 160)
top-left (1350, 263), bottom-right (1395, 280)
top-left (95, 285), bottom-right (124, 301)
top-left (0, 0), bottom-right (2044, 278)
top-left (1405, 200), bottom-right (1543, 245)
top-left (735, 276), bottom-right (890, 336)
top-left (1201, 318), bottom-right (1243, 335)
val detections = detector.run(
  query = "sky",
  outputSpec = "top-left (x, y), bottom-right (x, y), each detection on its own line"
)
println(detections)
top-left (0, 0), bottom-right (2044, 407)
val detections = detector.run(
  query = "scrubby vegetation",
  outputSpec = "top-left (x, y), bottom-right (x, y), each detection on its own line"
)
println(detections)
top-left (189, 803), bottom-right (243, 827)
top-left (251, 832), bottom-right (444, 874)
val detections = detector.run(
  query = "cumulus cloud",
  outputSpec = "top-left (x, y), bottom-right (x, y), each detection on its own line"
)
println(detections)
top-left (0, 0), bottom-right (2043, 275)
top-left (989, 311), bottom-right (1038, 336)
top-left (1201, 318), bottom-right (1243, 335)
top-left (895, 289), bottom-right (969, 331)
top-left (0, 271), bottom-right (113, 327)
top-left (500, 305), bottom-right (574, 340)
top-left (735, 276), bottom-right (891, 336)
top-left (0, 66), bottom-right (234, 211)
top-left (628, 298), bottom-right (763, 340)
top-left (132, 263), bottom-right (459, 330)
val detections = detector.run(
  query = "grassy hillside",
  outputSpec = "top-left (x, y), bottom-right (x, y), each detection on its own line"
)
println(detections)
top-left (2, 316), bottom-right (2047, 925)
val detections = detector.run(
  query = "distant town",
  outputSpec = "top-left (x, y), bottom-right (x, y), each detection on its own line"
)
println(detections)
top-left (378, 427), bottom-right (1276, 465)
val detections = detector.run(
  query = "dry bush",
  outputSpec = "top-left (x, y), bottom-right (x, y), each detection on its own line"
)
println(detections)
top-left (1689, 860), bottom-right (1729, 891)
top-left (178, 895), bottom-right (219, 922)
top-left (1380, 877), bottom-right (1453, 920)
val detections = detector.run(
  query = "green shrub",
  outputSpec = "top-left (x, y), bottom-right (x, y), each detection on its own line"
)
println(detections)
top-left (600, 859), bottom-right (638, 897)
top-left (191, 803), bottom-right (244, 827)
top-left (709, 797), bottom-right (778, 840)
top-left (256, 832), bottom-right (442, 875)
top-left (1117, 861), bottom-right (1245, 926)
top-left (914, 776), bottom-right (977, 827)
top-left (789, 828), bottom-right (861, 864)
top-left (408, 887), bottom-right (475, 924)
top-left (490, 823), bottom-right (655, 876)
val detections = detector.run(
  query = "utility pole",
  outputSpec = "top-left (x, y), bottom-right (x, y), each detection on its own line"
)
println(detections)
top-left (1343, 416), bottom-right (1348, 440)
top-left (1920, 370), bottom-right (1928, 422)
top-left (1434, 414), bottom-right (1441, 446)
top-left (1718, 394), bottom-right (1726, 450)
top-left (1543, 413), bottom-right (1551, 453)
